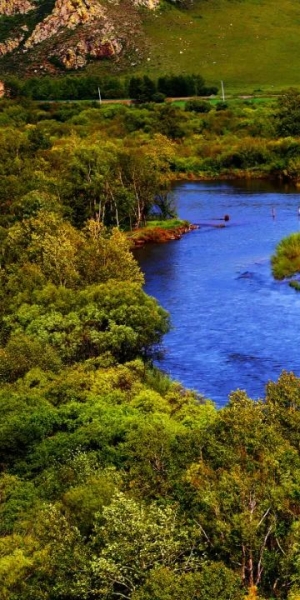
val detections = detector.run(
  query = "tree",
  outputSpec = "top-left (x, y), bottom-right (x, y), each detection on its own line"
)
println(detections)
top-left (185, 99), bottom-right (211, 113)
top-left (1, 212), bottom-right (144, 294)
top-left (265, 371), bottom-right (300, 449)
top-left (2, 211), bottom-right (83, 288)
top-left (2, 281), bottom-right (169, 368)
top-left (276, 89), bottom-right (300, 137)
top-left (185, 391), bottom-right (299, 596)
top-left (91, 492), bottom-right (201, 599)
top-left (0, 504), bottom-right (89, 599)
top-left (79, 222), bottom-right (143, 285)
top-left (115, 134), bottom-right (175, 227)
top-left (128, 77), bottom-right (156, 103)
top-left (132, 564), bottom-right (243, 600)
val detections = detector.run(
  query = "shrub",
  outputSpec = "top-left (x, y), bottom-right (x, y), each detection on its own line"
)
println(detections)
top-left (289, 280), bottom-right (300, 291)
top-left (271, 233), bottom-right (300, 279)
top-left (185, 99), bottom-right (211, 113)
top-left (152, 92), bottom-right (166, 103)
top-left (215, 101), bottom-right (228, 111)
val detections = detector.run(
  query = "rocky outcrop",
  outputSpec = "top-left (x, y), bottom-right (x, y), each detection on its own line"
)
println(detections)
top-left (24, 0), bottom-right (159, 52)
top-left (0, 0), bottom-right (159, 70)
top-left (58, 37), bottom-right (122, 69)
top-left (0, 34), bottom-right (25, 55)
top-left (24, 0), bottom-right (106, 49)
top-left (0, 0), bottom-right (35, 15)
top-left (132, 0), bottom-right (159, 6)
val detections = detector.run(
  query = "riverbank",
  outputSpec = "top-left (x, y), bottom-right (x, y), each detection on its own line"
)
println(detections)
top-left (171, 169), bottom-right (299, 184)
top-left (127, 219), bottom-right (197, 247)
top-left (173, 171), bottom-right (270, 182)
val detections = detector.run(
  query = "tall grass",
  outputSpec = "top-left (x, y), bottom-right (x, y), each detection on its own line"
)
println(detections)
top-left (271, 233), bottom-right (300, 279)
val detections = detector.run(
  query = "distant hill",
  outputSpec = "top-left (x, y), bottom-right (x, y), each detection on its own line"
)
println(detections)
top-left (1, 0), bottom-right (300, 94)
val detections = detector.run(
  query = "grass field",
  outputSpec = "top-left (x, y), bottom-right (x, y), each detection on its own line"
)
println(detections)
top-left (136, 0), bottom-right (300, 95)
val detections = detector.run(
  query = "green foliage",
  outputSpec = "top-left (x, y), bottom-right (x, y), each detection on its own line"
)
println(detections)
top-left (0, 95), bottom-right (296, 228)
top-left (156, 74), bottom-right (212, 97)
top-left (186, 390), bottom-right (300, 592)
top-left (132, 563), bottom-right (243, 600)
top-left (289, 280), bottom-right (300, 291)
top-left (11, 75), bottom-right (127, 101)
top-left (91, 492), bottom-right (202, 598)
top-left (271, 233), bottom-right (300, 280)
top-left (0, 281), bottom-right (169, 375)
top-left (5, 73), bottom-right (214, 102)
top-left (129, 76), bottom-right (157, 103)
top-left (0, 93), bottom-right (300, 600)
top-left (1, 213), bottom-right (143, 293)
top-left (0, 474), bottom-right (38, 534)
top-left (276, 89), bottom-right (300, 137)
top-left (0, 333), bottom-right (61, 382)
top-left (185, 99), bottom-right (212, 113)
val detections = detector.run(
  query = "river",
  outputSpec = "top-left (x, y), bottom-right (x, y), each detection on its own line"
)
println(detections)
top-left (135, 180), bottom-right (300, 407)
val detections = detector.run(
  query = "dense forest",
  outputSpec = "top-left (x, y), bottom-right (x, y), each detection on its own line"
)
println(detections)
top-left (2, 89), bottom-right (300, 599)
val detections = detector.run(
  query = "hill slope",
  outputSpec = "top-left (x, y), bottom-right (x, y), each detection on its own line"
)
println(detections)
top-left (1, 0), bottom-right (300, 93)
top-left (142, 0), bottom-right (300, 94)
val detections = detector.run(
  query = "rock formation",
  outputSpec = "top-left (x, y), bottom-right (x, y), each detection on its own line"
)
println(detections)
top-left (0, 34), bottom-right (25, 55)
top-left (0, 0), bottom-right (34, 15)
top-left (24, 0), bottom-right (106, 49)
top-left (0, 0), bottom-right (159, 71)
top-left (133, 0), bottom-right (159, 6)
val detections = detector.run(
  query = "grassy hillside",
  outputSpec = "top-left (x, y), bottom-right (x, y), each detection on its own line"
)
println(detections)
top-left (137, 0), bottom-right (300, 94)
top-left (1, 0), bottom-right (300, 95)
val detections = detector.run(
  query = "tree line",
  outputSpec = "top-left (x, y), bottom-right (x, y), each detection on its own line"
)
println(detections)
top-left (3, 73), bottom-right (217, 101)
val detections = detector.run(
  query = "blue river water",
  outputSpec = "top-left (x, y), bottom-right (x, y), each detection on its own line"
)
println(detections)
top-left (135, 180), bottom-right (300, 407)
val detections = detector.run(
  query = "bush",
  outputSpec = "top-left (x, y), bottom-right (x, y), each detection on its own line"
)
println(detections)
top-left (216, 101), bottom-right (228, 111)
top-left (185, 99), bottom-right (211, 113)
top-left (271, 232), bottom-right (300, 280)
top-left (289, 280), bottom-right (300, 291)
top-left (152, 92), bottom-right (166, 103)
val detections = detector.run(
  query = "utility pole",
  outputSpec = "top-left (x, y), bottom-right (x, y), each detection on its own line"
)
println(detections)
top-left (98, 86), bottom-right (102, 104)
top-left (221, 80), bottom-right (225, 102)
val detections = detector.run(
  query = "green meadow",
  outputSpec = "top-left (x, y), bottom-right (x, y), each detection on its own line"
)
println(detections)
top-left (138, 0), bottom-right (300, 95)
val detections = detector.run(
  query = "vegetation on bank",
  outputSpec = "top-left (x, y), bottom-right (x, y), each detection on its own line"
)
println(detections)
top-left (2, 88), bottom-right (300, 599)
top-left (1, 87), bottom-right (300, 230)
top-left (271, 233), bottom-right (300, 289)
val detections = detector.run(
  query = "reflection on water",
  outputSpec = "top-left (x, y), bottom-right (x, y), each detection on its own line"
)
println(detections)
top-left (135, 181), bottom-right (300, 407)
